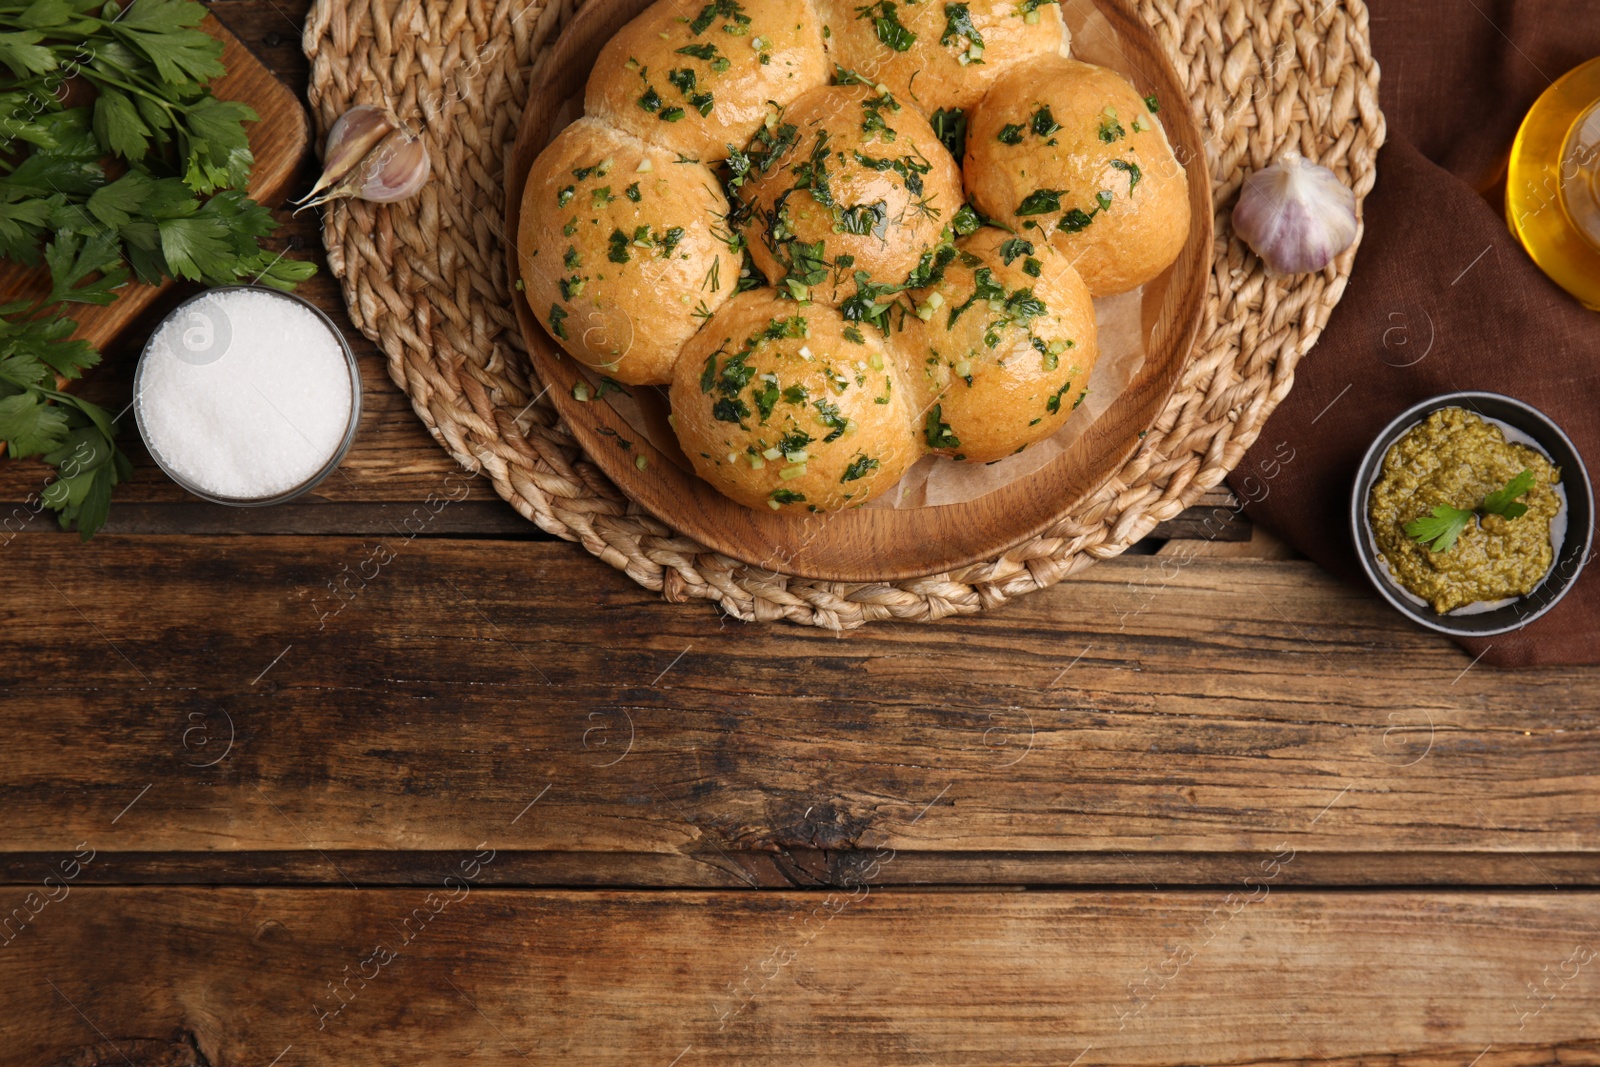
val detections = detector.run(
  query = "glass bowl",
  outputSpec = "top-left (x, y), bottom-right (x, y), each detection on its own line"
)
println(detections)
top-left (133, 285), bottom-right (362, 506)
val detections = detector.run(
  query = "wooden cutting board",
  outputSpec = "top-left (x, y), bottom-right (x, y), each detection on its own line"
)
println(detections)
top-left (0, 14), bottom-right (311, 351)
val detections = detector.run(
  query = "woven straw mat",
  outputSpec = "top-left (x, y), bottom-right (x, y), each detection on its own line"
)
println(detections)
top-left (302, 0), bottom-right (1385, 630)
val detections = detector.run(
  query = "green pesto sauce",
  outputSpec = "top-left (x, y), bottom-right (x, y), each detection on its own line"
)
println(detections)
top-left (1368, 407), bottom-right (1561, 614)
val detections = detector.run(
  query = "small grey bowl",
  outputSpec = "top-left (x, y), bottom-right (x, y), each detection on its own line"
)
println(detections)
top-left (134, 285), bottom-right (362, 507)
top-left (1350, 391), bottom-right (1593, 637)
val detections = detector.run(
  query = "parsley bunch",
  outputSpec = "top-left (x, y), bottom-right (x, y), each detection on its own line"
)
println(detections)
top-left (0, 0), bottom-right (316, 537)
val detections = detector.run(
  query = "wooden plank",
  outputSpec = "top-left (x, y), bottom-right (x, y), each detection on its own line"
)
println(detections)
top-left (3, 538), bottom-right (1598, 874)
top-left (4, 849), bottom-right (1600, 888)
top-left (3, 887), bottom-right (1599, 1065)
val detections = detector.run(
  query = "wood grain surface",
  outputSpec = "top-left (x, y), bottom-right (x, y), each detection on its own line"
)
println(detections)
top-left (2, 2), bottom-right (1598, 1064)
top-left (5, 888), bottom-right (1600, 1065)
top-left (5, 537), bottom-right (1597, 875)
top-left (505, 0), bottom-right (1213, 582)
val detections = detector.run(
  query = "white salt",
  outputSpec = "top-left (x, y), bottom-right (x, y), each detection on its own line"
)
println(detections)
top-left (136, 288), bottom-right (354, 500)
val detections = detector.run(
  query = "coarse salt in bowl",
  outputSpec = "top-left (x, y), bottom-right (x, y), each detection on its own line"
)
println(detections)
top-left (134, 286), bottom-right (361, 505)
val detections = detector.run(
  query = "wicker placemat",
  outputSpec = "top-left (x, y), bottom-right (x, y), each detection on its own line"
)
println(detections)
top-left (302, 0), bottom-right (1384, 629)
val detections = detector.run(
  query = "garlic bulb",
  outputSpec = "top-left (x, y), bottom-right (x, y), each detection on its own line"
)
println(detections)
top-left (1231, 153), bottom-right (1358, 274)
top-left (298, 127), bottom-right (432, 209)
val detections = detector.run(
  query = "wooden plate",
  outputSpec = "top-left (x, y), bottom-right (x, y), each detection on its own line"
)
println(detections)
top-left (505, 0), bottom-right (1212, 582)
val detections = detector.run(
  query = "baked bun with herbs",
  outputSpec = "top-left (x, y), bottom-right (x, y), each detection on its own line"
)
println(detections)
top-left (962, 54), bottom-right (1190, 296)
top-left (518, 118), bottom-right (741, 385)
top-left (586, 0), bottom-right (829, 164)
top-left (899, 226), bottom-right (1097, 462)
top-left (670, 288), bottom-right (920, 511)
top-left (521, 0), bottom-right (1194, 514)
top-left (812, 0), bottom-right (1066, 116)
top-left (735, 81), bottom-right (963, 305)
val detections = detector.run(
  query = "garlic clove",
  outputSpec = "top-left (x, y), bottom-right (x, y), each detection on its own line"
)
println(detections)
top-left (299, 128), bottom-right (432, 209)
top-left (348, 129), bottom-right (431, 203)
top-left (297, 105), bottom-right (398, 204)
top-left (1231, 152), bottom-right (1358, 274)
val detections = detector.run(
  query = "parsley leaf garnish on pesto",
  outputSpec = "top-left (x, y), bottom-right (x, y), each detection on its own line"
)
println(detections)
top-left (1403, 505), bottom-right (1474, 554)
top-left (1482, 468), bottom-right (1537, 519)
top-left (1405, 468), bottom-right (1538, 553)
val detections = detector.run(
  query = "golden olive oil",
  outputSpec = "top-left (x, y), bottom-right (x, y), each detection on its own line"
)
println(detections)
top-left (1506, 57), bottom-right (1600, 310)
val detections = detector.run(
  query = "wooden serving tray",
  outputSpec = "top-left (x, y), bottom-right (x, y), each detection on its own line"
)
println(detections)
top-left (0, 14), bottom-right (310, 352)
top-left (506, 0), bottom-right (1211, 582)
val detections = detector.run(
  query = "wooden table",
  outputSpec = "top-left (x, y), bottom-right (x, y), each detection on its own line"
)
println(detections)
top-left (3, 4), bottom-right (1599, 1063)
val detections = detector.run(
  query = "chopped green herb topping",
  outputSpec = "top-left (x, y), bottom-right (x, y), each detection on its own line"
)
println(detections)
top-left (1016, 189), bottom-right (1063, 215)
top-left (857, 0), bottom-right (917, 51)
top-left (841, 454), bottom-right (880, 482)
top-left (548, 304), bottom-right (568, 339)
top-left (998, 237), bottom-right (1034, 265)
top-left (814, 398), bottom-right (849, 442)
top-left (940, 3), bottom-right (984, 63)
top-left (924, 404), bottom-right (960, 449)
top-left (689, 0), bottom-right (750, 35)
top-left (931, 108), bottom-right (968, 158)
top-left (607, 229), bottom-right (631, 263)
top-left (997, 123), bottom-right (1025, 145)
top-left (1109, 158), bottom-right (1142, 194)
top-left (1045, 379), bottom-right (1073, 414)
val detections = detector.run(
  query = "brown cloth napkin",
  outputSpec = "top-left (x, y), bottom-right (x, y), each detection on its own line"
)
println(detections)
top-left (1230, 1), bottom-right (1600, 667)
